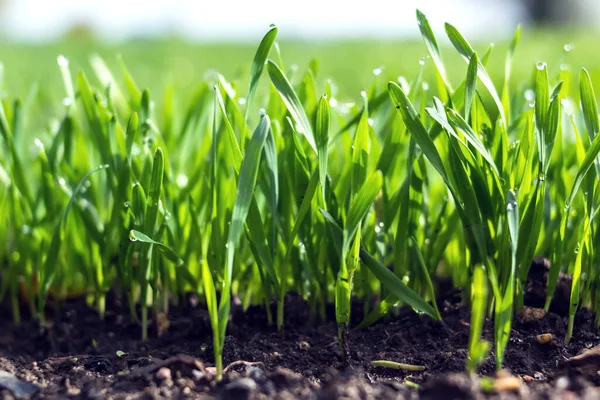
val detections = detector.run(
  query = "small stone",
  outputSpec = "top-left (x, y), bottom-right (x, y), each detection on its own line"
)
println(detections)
top-left (298, 341), bottom-right (311, 351)
top-left (156, 367), bottom-right (172, 382)
top-left (222, 377), bottom-right (258, 399)
top-left (536, 333), bottom-right (553, 344)
top-left (523, 375), bottom-right (534, 383)
top-left (494, 376), bottom-right (521, 392)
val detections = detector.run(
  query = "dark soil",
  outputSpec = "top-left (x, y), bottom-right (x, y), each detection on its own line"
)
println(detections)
top-left (1, 258), bottom-right (599, 399)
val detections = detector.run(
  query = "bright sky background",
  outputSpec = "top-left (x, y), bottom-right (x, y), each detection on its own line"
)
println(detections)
top-left (1, 0), bottom-right (529, 41)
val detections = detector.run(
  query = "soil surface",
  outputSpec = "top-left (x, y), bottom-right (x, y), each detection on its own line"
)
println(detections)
top-left (1, 258), bottom-right (600, 399)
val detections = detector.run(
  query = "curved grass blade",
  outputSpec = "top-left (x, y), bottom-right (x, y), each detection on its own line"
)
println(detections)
top-left (344, 171), bottom-right (383, 252)
top-left (388, 82), bottom-right (449, 185)
top-left (316, 95), bottom-right (330, 200)
top-left (416, 10), bottom-right (452, 92)
top-left (39, 164), bottom-right (110, 317)
top-left (246, 26), bottom-right (278, 120)
top-left (129, 230), bottom-right (183, 266)
top-left (580, 68), bottom-right (599, 140)
top-left (358, 248), bottom-right (440, 320)
top-left (409, 237), bottom-right (441, 320)
top-left (464, 53), bottom-right (478, 121)
top-left (444, 23), bottom-right (506, 125)
top-left (266, 60), bottom-right (317, 153)
top-left (218, 113), bottom-right (271, 377)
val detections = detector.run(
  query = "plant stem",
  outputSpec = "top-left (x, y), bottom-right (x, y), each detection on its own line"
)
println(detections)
top-left (10, 279), bottom-right (21, 325)
top-left (276, 291), bottom-right (285, 333)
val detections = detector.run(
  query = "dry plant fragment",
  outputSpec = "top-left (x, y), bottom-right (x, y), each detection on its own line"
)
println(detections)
top-left (371, 360), bottom-right (425, 371)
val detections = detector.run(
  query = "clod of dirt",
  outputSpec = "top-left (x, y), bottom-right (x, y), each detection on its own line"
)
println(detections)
top-left (553, 375), bottom-right (599, 400)
top-left (524, 257), bottom-right (572, 315)
top-left (420, 373), bottom-right (481, 400)
top-left (561, 344), bottom-right (600, 377)
top-left (517, 306), bottom-right (546, 323)
top-left (0, 371), bottom-right (39, 400)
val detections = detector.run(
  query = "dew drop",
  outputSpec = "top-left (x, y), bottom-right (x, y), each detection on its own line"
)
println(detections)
top-left (329, 97), bottom-right (338, 107)
top-left (536, 62), bottom-right (547, 71)
top-left (419, 58), bottom-right (426, 66)
top-left (368, 118), bottom-right (374, 127)
top-left (524, 89), bottom-right (535, 102)
top-left (62, 97), bottom-right (73, 107)
top-left (238, 97), bottom-right (247, 105)
top-left (176, 173), bottom-right (189, 188)
top-left (538, 173), bottom-right (546, 182)
top-left (259, 108), bottom-right (266, 117)
top-left (57, 55), bottom-right (69, 67)
top-left (373, 66), bottom-right (383, 76)
top-left (360, 90), bottom-right (367, 98)
top-left (129, 231), bottom-right (138, 241)
top-left (34, 138), bottom-right (44, 149)
top-left (564, 43), bottom-right (574, 52)
top-left (58, 177), bottom-right (66, 186)
top-left (507, 200), bottom-right (517, 211)
top-left (422, 82), bottom-right (430, 91)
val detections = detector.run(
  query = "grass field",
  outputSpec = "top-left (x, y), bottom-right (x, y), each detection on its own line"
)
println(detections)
top-left (3, 12), bottom-right (600, 380)
top-left (2, 27), bottom-right (600, 99)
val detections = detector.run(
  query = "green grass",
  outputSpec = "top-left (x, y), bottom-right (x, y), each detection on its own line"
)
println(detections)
top-left (3, 11), bottom-right (600, 378)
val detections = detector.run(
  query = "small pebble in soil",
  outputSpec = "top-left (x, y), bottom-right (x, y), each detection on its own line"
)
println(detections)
top-left (220, 377), bottom-right (258, 399)
top-left (493, 370), bottom-right (521, 392)
top-left (523, 375), bottom-right (534, 383)
top-left (536, 333), bottom-right (553, 344)
top-left (298, 340), bottom-right (311, 351)
top-left (155, 367), bottom-right (172, 384)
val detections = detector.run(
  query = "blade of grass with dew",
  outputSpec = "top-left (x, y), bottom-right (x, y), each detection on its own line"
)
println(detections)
top-left (495, 190), bottom-right (519, 368)
top-left (37, 164), bottom-right (109, 322)
top-left (336, 171), bottom-right (382, 350)
top-left (409, 237), bottom-right (441, 320)
top-left (566, 217), bottom-right (590, 344)
top-left (416, 10), bottom-right (452, 95)
top-left (217, 113), bottom-right (270, 379)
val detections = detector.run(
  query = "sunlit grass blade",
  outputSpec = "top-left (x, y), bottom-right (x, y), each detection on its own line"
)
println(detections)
top-left (218, 113), bottom-right (271, 378)
top-left (444, 23), bottom-right (506, 125)
top-left (416, 10), bottom-right (452, 92)
top-left (266, 60), bottom-right (317, 153)
top-left (467, 265), bottom-right (490, 372)
top-left (358, 249), bottom-right (440, 320)
top-left (315, 95), bottom-right (330, 200)
top-left (246, 26), bottom-right (278, 120)
top-left (464, 53), bottom-right (478, 121)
